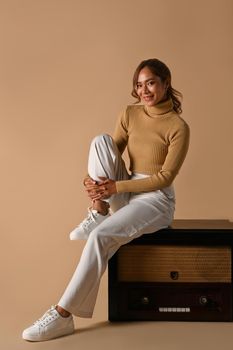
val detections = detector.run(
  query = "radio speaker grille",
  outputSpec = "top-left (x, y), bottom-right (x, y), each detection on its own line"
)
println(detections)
top-left (117, 245), bottom-right (231, 282)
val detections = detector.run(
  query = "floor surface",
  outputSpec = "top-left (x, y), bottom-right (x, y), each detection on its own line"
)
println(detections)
top-left (2, 278), bottom-right (233, 350)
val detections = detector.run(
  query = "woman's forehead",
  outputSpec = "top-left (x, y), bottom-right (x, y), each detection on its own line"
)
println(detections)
top-left (137, 71), bottom-right (159, 83)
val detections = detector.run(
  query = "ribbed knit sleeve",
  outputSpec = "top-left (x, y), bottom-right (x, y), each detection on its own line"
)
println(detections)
top-left (115, 119), bottom-right (190, 193)
top-left (112, 108), bottom-right (129, 155)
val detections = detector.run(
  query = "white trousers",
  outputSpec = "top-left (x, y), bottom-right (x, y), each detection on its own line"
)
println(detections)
top-left (58, 134), bottom-right (175, 318)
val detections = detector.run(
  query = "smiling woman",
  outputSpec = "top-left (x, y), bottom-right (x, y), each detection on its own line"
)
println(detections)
top-left (22, 58), bottom-right (190, 342)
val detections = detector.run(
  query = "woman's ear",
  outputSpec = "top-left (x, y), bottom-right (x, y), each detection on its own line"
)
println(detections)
top-left (165, 78), bottom-right (170, 90)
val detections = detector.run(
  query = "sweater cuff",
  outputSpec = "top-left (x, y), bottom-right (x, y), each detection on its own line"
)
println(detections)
top-left (116, 177), bottom-right (156, 193)
top-left (116, 180), bottom-right (129, 193)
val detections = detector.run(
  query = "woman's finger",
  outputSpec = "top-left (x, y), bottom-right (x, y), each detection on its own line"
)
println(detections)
top-left (85, 184), bottom-right (99, 191)
top-left (89, 193), bottom-right (103, 200)
top-left (88, 189), bottom-right (105, 199)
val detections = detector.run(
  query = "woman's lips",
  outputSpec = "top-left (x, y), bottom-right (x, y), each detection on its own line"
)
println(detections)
top-left (143, 96), bottom-right (153, 100)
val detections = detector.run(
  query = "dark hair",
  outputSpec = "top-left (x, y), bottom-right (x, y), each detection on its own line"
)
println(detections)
top-left (131, 58), bottom-right (182, 114)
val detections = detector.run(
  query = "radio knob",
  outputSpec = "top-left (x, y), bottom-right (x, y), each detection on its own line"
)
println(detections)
top-left (141, 296), bottom-right (150, 305)
top-left (199, 296), bottom-right (208, 305)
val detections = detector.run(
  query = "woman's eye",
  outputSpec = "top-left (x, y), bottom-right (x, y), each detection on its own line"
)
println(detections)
top-left (136, 84), bottom-right (142, 89)
top-left (147, 81), bottom-right (155, 86)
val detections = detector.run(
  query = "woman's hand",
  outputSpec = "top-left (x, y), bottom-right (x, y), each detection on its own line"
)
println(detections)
top-left (83, 176), bottom-right (117, 200)
top-left (97, 177), bottom-right (117, 200)
top-left (84, 177), bottom-right (101, 200)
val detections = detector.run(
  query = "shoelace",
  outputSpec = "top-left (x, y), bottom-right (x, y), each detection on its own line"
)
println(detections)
top-left (81, 208), bottom-right (98, 228)
top-left (34, 305), bottom-right (57, 326)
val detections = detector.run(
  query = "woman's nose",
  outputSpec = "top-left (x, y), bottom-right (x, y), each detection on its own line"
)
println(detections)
top-left (142, 84), bottom-right (149, 93)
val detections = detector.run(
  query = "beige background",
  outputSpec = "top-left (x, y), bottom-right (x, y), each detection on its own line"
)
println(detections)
top-left (0, 0), bottom-right (233, 349)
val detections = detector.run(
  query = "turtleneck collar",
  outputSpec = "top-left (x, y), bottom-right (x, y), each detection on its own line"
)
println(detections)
top-left (144, 98), bottom-right (174, 117)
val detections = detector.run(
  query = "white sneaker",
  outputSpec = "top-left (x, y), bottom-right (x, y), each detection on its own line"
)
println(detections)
top-left (69, 207), bottom-right (111, 240)
top-left (22, 305), bottom-right (75, 342)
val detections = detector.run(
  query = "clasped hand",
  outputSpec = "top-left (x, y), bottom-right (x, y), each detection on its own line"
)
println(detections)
top-left (84, 176), bottom-right (117, 201)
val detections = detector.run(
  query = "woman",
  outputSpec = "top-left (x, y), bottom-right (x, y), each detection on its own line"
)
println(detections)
top-left (22, 58), bottom-right (190, 341)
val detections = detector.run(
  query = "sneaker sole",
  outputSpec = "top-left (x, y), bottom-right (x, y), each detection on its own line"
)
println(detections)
top-left (22, 328), bottom-right (75, 342)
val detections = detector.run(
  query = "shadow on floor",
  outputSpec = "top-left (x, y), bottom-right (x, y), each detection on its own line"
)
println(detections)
top-left (76, 320), bottom-right (138, 334)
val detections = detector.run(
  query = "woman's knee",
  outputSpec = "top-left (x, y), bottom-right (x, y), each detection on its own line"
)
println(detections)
top-left (91, 134), bottom-right (113, 147)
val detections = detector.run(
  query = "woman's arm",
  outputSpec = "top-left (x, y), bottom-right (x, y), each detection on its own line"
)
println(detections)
top-left (112, 108), bottom-right (129, 155)
top-left (115, 122), bottom-right (190, 193)
top-left (90, 121), bottom-right (190, 199)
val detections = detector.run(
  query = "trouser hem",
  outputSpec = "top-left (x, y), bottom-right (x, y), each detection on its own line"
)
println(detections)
top-left (59, 302), bottom-right (93, 318)
top-left (73, 310), bottom-right (93, 318)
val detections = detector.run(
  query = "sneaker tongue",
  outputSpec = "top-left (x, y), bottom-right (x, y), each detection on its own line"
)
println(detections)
top-left (34, 307), bottom-right (57, 325)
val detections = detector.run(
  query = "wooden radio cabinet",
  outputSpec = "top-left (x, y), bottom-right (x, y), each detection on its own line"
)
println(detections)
top-left (108, 220), bottom-right (233, 322)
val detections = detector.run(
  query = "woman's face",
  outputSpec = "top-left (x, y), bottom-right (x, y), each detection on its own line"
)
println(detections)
top-left (136, 66), bottom-right (168, 106)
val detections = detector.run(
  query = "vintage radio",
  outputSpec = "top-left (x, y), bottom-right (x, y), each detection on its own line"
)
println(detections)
top-left (108, 220), bottom-right (233, 322)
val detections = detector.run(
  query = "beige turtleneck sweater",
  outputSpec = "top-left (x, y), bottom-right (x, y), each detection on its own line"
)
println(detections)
top-left (113, 98), bottom-right (190, 193)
